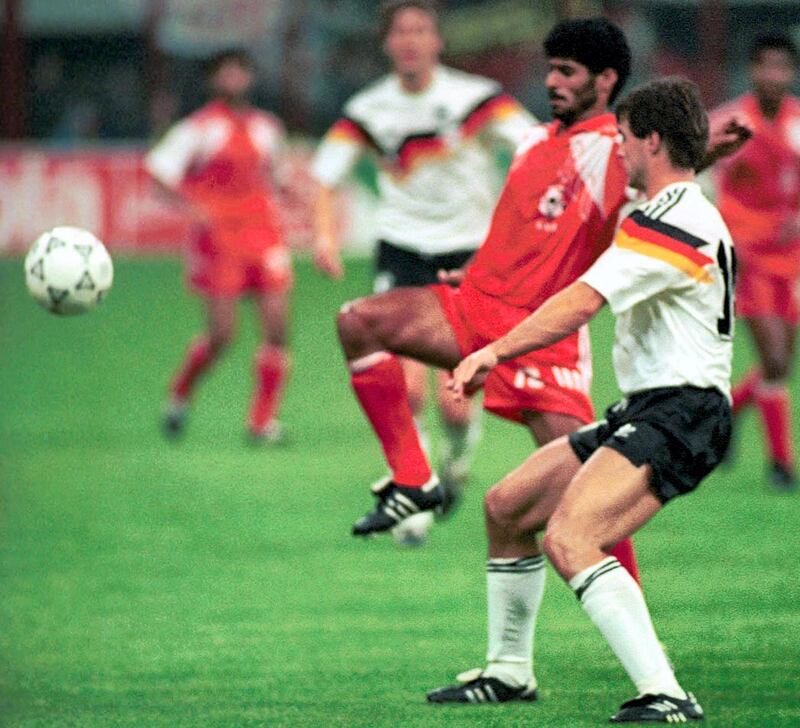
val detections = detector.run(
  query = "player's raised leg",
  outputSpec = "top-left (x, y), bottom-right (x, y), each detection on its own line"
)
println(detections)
top-left (164, 297), bottom-right (236, 437)
top-left (745, 316), bottom-right (798, 488)
top-left (544, 448), bottom-right (703, 723)
top-left (337, 286), bottom-right (463, 535)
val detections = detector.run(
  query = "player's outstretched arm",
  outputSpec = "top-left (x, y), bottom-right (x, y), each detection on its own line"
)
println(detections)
top-left (449, 281), bottom-right (606, 398)
top-left (313, 185), bottom-right (344, 279)
top-left (698, 115), bottom-right (753, 172)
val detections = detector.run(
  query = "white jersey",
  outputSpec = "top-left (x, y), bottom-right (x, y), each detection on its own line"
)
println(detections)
top-left (581, 182), bottom-right (734, 400)
top-left (311, 65), bottom-right (535, 255)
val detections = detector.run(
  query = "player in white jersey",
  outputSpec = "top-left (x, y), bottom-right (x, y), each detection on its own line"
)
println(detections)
top-left (427, 78), bottom-right (733, 723)
top-left (311, 0), bottom-right (535, 533)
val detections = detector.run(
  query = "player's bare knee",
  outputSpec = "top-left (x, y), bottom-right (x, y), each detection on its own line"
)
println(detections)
top-left (484, 485), bottom-right (522, 534)
top-left (762, 356), bottom-right (790, 382)
top-left (542, 521), bottom-right (588, 574)
top-left (209, 329), bottom-right (233, 353)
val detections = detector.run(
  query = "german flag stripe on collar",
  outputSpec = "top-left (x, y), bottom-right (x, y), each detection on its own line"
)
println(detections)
top-left (617, 212), bottom-right (714, 283)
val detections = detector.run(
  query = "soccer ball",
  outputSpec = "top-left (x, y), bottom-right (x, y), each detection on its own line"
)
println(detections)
top-left (24, 227), bottom-right (113, 315)
top-left (392, 511), bottom-right (434, 547)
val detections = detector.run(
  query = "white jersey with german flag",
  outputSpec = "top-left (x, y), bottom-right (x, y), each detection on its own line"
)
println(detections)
top-left (311, 65), bottom-right (535, 255)
top-left (581, 181), bottom-right (735, 399)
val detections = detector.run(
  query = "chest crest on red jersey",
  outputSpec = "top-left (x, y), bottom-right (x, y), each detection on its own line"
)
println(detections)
top-left (538, 185), bottom-right (567, 219)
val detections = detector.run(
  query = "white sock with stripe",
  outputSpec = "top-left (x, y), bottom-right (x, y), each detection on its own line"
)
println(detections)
top-left (483, 555), bottom-right (545, 688)
top-left (570, 557), bottom-right (686, 699)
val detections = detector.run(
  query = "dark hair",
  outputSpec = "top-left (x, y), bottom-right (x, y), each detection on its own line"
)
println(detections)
top-left (616, 77), bottom-right (709, 171)
top-left (204, 49), bottom-right (254, 78)
top-left (544, 17), bottom-right (631, 103)
top-left (749, 32), bottom-right (799, 65)
top-left (379, 0), bottom-right (440, 40)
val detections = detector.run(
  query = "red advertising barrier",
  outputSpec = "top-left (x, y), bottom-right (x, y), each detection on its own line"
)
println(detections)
top-left (0, 143), bottom-right (321, 254)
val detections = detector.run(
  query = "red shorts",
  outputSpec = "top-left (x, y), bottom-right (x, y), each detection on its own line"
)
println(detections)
top-left (432, 281), bottom-right (594, 425)
top-left (188, 227), bottom-right (292, 299)
top-left (736, 265), bottom-right (800, 324)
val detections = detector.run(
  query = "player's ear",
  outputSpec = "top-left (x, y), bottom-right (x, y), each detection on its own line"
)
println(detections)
top-left (645, 130), bottom-right (662, 156)
top-left (596, 68), bottom-right (618, 100)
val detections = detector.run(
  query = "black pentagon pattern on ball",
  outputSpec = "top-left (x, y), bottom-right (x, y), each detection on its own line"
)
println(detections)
top-left (29, 258), bottom-right (45, 281)
top-left (96, 290), bottom-right (107, 304)
top-left (46, 286), bottom-right (69, 313)
top-left (45, 235), bottom-right (66, 253)
top-left (75, 270), bottom-right (96, 291)
top-left (74, 244), bottom-right (93, 262)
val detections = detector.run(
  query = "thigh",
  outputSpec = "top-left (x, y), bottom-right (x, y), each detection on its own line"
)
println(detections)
top-left (342, 286), bottom-right (464, 369)
top-left (204, 296), bottom-right (237, 341)
top-left (548, 446), bottom-right (661, 556)
top-left (521, 409), bottom-right (589, 447)
top-left (745, 315), bottom-right (793, 378)
top-left (255, 289), bottom-right (289, 347)
top-left (487, 436), bottom-right (583, 537)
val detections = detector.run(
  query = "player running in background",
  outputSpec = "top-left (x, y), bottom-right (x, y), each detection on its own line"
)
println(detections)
top-left (429, 77), bottom-right (733, 724)
top-left (146, 50), bottom-right (291, 443)
top-left (711, 33), bottom-right (800, 490)
top-left (311, 0), bottom-right (535, 528)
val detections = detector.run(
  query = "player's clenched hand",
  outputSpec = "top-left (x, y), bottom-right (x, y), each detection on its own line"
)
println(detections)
top-left (437, 268), bottom-right (465, 286)
top-left (708, 115), bottom-right (753, 159)
top-left (449, 345), bottom-right (499, 400)
top-left (313, 243), bottom-right (344, 279)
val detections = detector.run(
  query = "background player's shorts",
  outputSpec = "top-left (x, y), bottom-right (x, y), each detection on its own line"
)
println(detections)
top-left (373, 240), bottom-right (474, 293)
top-left (568, 386), bottom-right (731, 504)
top-left (736, 265), bottom-right (800, 324)
top-left (432, 281), bottom-right (594, 425)
top-left (188, 228), bottom-right (292, 299)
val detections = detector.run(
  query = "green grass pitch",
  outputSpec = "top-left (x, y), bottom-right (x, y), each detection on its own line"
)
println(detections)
top-left (1, 257), bottom-right (799, 727)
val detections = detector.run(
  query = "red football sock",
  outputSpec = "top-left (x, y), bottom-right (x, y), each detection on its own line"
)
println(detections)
top-left (171, 336), bottom-right (214, 401)
top-left (732, 368), bottom-right (761, 415)
top-left (756, 382), bottom-right (794, 466)
top-left (349, 352), bottom-right (432, 487)
top-left (610, 537), bottom-right (640, 585)
top-left (249, 346), bottom-right (289, 433)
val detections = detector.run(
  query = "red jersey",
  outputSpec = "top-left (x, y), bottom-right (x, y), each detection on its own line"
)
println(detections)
top-left (146, 100), bottom-right (285, 256)
top-left (712, 93), bottom-right (800, 278)
top-left (466, 113), bottom-right (628, 310)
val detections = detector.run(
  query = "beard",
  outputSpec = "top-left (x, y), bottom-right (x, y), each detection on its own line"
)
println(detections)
top-left (551, 77), bottom-right (599, 126)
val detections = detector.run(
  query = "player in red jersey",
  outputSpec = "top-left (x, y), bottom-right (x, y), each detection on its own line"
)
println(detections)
top-left (336, 18), bottom-right (644, 578)
top-left (337, 16), bottom-right (748, 548)
top-left (146, 50), bottom-right (291, 442)
top-left (711, 33), bottom-right (800, 489)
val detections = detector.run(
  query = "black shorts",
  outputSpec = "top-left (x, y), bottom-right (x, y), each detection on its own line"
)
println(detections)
top-left (568, 386), bottom-right (732, 504)
top-left (373, 240), bottom-right (474, 292)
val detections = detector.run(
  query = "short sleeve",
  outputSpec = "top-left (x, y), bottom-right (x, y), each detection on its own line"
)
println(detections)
top-left (582, 209), bottom-right (716, 313)
top-left (310, 118), bottom-right (369, 188)
top-left (481, 96), bottom-right (537, 150)
top-left (144, 119), bottom-right (201, 188)
top-left (581, 243), bottom-right (683, 314)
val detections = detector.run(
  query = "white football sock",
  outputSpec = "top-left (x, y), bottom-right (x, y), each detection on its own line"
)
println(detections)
top-left (413, 416), bottom-right (431, 457)
top-left (440, 405), bottom-right (482, 475)
top-left (483, 555), bottom-right (545, 688)
top-left (570, 557), bottom-right (686, 699)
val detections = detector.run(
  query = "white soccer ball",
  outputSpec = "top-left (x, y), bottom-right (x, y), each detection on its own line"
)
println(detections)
top-left (392, 511), bottom-right (434, 547)
top-left (24, 226), bottom-right (113, 315)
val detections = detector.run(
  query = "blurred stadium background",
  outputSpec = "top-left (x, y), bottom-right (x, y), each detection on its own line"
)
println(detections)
top-left (2, 1), bottom-right (800, 727)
